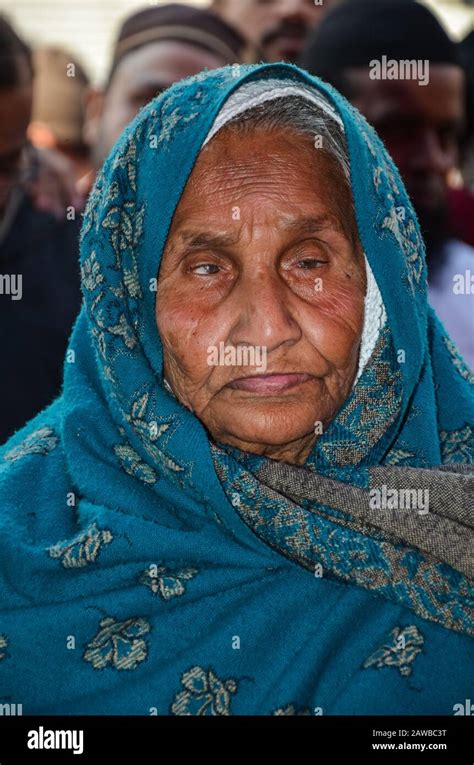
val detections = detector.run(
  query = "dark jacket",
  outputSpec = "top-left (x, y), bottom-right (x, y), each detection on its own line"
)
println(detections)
top-left (0, 192), bottom-right (82, 444)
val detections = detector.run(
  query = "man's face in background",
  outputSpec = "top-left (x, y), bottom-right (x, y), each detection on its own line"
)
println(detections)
top-left (84, 40), bottom-right (228, 169)
top-left (214, 0), bottom-right (335, 63)
top-left (0, 56), bottom-right (32, 212)
top-left (346, 64), bottom-right (465, 253)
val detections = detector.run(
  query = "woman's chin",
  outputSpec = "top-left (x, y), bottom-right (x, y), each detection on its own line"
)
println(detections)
top-left (208, 406), bottom-right (320, 454)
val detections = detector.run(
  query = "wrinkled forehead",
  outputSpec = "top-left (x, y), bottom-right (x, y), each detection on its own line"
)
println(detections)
top-left (163, 76), bottom-right (353, 248)
top-left (172, 76), bottom-right (353, 233)
top-left (163, 75), bottom-right (355, 253)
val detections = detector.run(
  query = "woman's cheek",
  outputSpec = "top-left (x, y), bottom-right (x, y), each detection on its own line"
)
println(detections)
top-left (304, 283), bottom-right (365, 365)
top-left (315, 276), bottom-right (364, 323)
top-left (159, 300), bottom-right (227, 378)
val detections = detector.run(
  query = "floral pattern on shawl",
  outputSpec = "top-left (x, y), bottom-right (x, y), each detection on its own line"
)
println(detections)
top-left (363, 625), bottom-right (424, 677)
top-left (4, 427), bottom-right (58, 462)
top-left (139, 564), bottom-right (198, 600)
top-left (83, 616), bottom-right (151, 671)
top-left (48, 523), bottom-right (113, 568)
top-left (170, 666), bottom-right (239, 715)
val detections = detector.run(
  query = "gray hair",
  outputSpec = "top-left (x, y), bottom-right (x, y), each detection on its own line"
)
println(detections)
top-left (222, 95), bottom-right (351, 183)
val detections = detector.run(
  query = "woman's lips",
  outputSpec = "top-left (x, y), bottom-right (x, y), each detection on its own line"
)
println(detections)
top-left (227, 373), bottom-right (313, 394)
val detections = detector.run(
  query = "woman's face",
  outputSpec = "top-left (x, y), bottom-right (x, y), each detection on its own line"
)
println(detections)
top-left (156, 126), bottom-right (366, 464)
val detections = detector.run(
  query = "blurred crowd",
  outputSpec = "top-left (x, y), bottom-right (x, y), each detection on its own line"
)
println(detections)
top-left (0, 0), bottom-right (473, 444)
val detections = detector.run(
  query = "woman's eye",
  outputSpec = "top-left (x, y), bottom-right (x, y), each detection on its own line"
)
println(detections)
top-left (191, 263), bottom-right (221, 275)
top-left (296, 258), bottom-right (327, 269)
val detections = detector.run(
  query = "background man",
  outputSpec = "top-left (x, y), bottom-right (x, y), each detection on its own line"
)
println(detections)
top-left (0, 16), bottom-right (82, 443)
top-left (211, 0), bottom-right (337, 63)
top-left (84, 3), bottom-right (254, 171)
top-left (302, 0), bottom-right (473, 366)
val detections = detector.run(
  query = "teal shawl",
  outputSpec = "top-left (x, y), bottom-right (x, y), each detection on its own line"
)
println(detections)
top-left (0, 63), bottom-right (473, 716)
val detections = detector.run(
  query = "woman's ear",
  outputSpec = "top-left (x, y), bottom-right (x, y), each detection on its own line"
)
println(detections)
top-left (82, 86), bottom-right (105, 149)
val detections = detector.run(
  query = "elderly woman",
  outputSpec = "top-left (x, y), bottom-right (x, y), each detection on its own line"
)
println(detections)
top-left (0, 63), bottom-right (473, 716)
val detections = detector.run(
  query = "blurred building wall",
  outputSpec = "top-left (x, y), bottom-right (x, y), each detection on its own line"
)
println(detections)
top-left (425, 0), bottom-right (473, 37)
top-left (0, 0), bottom-right (207, 84)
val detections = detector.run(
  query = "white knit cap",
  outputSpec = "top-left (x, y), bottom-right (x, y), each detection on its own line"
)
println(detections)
top-left (202, 78), bottom-right (386, 383)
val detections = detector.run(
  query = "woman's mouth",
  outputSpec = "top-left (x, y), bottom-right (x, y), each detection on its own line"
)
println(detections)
top-left (227, 373), bottom-right (313, 394)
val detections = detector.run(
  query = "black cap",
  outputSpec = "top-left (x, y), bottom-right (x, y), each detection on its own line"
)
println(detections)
top-left (110, 3), bottom-right (255, 78)
top-left (301, 0), bottom-right (460, 80)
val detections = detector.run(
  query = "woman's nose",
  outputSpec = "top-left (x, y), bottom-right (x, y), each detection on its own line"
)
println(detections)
top-left (228, 268), bottom-right (301, 353)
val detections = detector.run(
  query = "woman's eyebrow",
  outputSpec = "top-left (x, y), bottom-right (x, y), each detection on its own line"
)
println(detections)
top-left (172, 215), bottom-right (349, 259)
top-left (283, 214), bottom-right (346, 237)
top-left (178, 231), bottom-right (240, 250)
